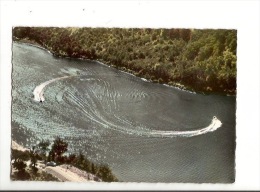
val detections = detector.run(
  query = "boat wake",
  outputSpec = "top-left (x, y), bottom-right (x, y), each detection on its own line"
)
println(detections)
top-left (148, 116), bottom-right (222, 137)
top-left (33, 76), bottom-right (73, 102)
top-left (33, 76), bottom-right (222, 137)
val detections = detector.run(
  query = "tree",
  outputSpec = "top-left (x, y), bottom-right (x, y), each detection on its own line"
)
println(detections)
top-left (91, 163), bottom-right (98, 175)
top-left (13, 27), bottom-right (236, 94)
top-left (50, 137), bottom-right (68, 163)
top-left (13, 27), bottom-right (31, 39)
top-left (67, 153), bottom-right (76, 164)
top-left (29, 146), bottom-right (39, 175)
top-left (179, 29), bottom-right (191, 42)
top-left (12, 159), bottom-right (30, 180)
top-left (11, 149), bottom-right (30, 162)
top-left (96, 164), bottom-right (118, 182)
top-left (38, 140), bottom-right (50, 163)
top-left (13, 159), bottom-right (27, 171)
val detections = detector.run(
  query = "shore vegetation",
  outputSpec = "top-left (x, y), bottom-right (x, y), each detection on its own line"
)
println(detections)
top-left (13, 27), bottom-right (237, 95)
top-left (11, 138), bottom-right (118, 182)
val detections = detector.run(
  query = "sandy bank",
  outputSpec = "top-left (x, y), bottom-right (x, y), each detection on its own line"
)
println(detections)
top-left (11, 140), bottom-right (29, 152)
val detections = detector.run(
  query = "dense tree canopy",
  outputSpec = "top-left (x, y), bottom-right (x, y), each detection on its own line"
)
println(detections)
top-left (13, 27), bottom-right (237, 94)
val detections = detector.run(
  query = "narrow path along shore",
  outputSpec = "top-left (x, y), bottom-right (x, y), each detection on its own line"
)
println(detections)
top-left (44, 166), bottom-right (89, 182)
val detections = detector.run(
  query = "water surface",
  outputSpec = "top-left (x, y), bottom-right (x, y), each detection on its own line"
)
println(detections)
top-left (11, 42), bottom-right (236, 183)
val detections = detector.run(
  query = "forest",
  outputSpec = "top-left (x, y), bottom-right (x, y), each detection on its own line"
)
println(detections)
top-left (13, 27), bottom-right (237, 95)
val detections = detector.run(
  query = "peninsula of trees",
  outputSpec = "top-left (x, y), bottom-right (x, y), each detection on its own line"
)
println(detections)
top-left (13, 27), bottom-right (237, 95)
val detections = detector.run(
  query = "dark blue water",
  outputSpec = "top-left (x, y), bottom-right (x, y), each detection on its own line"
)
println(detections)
top-left (11, 42), bottom-right (236, 183)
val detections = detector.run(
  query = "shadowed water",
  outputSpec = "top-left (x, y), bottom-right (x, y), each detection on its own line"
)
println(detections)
top-left (11, 42), bottom-right (236, 183)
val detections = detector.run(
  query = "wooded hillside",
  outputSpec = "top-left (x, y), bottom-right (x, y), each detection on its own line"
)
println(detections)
top-left (13, 27), bottom-right (237, 95)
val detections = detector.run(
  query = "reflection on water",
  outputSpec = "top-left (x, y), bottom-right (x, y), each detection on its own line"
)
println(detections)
top-left (12, 42), bottom-right (236, 183)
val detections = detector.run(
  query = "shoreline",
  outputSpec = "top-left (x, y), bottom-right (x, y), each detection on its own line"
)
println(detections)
top-left (11, 140), bottom-right (101, 182)
top-left (11, 39), bottom-right (236, 183)
top-left (14, 40), bottom-right (235, 97)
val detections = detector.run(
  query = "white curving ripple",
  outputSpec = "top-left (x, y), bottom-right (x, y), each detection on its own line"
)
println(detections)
top-left (33, 76), bottom-right (73, 102)
top-left (33, 75), bottom-right (223, 138)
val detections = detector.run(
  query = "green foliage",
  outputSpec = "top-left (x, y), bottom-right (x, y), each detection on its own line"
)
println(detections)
top-left (11, 152), bottom-right (58, 181)
top-left (50, 137), bottom-right (68, 163)
top-left (12, 27), bottom-right (31, 39)
top-left (12, 159), bottom-right (31, 180)
top-left (29, 146), bottom-right (39, 174)
top-left (11, 149), bottom-right (30, 161)
top-left (71, 151), bottom-right (118, 182)
top-left (38, 140), bottom-right (50, 155)
top-left (36, 171), bottom-right (59, 181)
top-left (96, 164), bottom-right (118, 182)
top-left (66, 153), bottom-right (76, 164)
top-left (11, 138), bottom-right (118, 182)
top-left (37, 139), bottom-right (50, 163)
top-left (13, 159), bottom-right (27, 171)
top-left (13, 27), bottom-right (237, 94)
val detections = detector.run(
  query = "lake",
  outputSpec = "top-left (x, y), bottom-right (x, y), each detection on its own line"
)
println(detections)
top-left (11, 42), bottom-right (236, 183)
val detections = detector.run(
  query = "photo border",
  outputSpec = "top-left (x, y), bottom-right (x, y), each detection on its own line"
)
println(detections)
top-left (1, 0), bottom-right (260, 190)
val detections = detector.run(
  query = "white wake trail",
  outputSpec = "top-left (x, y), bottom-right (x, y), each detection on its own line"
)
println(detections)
top-left (148, 116), bottom-right (222, 137)
top-left (33, 76), bottom-right (73, 102)
top-left (33, 76), bottom-right (222, 137)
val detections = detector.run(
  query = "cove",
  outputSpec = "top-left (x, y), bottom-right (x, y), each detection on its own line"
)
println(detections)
top-left (11, 42), bottom-right (236, 183)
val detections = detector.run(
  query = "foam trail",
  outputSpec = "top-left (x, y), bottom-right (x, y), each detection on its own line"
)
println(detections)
top-left (148, 116), bottom-right (222, 137)
top-left (33, 76), bottom-right (72, 102)
top-left (33, 76), bottom-right (222, 137)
